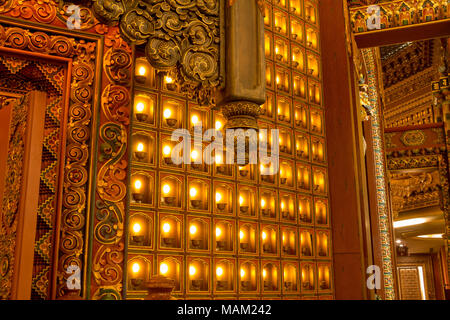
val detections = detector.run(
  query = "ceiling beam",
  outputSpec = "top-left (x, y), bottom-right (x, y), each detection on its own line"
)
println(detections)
top-left (355, 19), bottom-right (450, 48)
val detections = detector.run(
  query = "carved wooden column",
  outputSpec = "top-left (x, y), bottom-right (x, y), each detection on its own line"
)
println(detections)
top-left (217, 0), bottom-right (265, 130)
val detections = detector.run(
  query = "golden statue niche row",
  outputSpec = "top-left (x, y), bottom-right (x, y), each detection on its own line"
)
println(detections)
top-left (126, 0), bottom-right (332, 299)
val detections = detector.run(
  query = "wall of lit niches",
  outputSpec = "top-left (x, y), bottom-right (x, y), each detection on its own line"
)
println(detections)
top-left (126, 0), bottom-right (333, 300)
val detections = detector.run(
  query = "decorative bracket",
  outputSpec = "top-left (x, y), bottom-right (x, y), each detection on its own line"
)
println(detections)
top-left (93, 0), bottom-right (221, 106)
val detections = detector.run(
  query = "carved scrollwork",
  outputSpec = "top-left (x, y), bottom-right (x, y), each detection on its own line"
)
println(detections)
top-left (93, 0), bottom-right (221, 106)
top-left (221, 100), bottom-right (262, 130)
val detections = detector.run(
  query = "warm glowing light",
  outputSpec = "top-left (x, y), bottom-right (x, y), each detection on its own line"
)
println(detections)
top-left (191, 150), bottom-right (199, 161)
top-left (138, 66), bottom-right (146, 76)
top-left (189, 265), bottom-right (196, 276)
top-left (216, 267), bottom-right (224, 277)
top-left (216, 192), bottom-right (222, 203)
top-left (215, 227), bottom-right (222, 237)
top-left (417, 233), bottom-right (443, 239)
top-left (160, 263), bottom-right (169, 275)
top-left (137, 143), bottom-right (144, 152)
top-left (393, 218), bottom-right (426, 228)
top-left (239, 196), bottom-right (244, 206)
top-left (134, 180), bottom-right (142, 191)
top-left (191, 115), bottom-right (199, 125)
top-left (276, 76), bottom-right (280, 84)
top-left (189, 225), bottom-right (197, 235)
top-left (132, 222), bottom-right (141, 234)
top-left (162, 184), bottom-right (171, 195)
top-left (275, 46), bottom-right (279, 54)
top-left (262, 231), bottom-right (267, 240)
top-left (215, 121), bottom-right (222, 130)
top-left (132, 262), bottom-right (140, 274)
top-left (162, 222), bottom-right (171, 233)
top-left (136, 102), bottom-right (145, 113)
top-left (163, 108), bottom-right (172, 119)
top-left (240, 268), bottom-right (245, 278)
top-left (240, 230), bottom-right (244, 240)
top-left (215, 154), bottom-right (223, 164)
top-left (261, 199), bottom-right (266, 208)
top-left (164, 76), bottom-right (174, 84)
top-left (263, 269), bottom-right (267, 279)
top-left (259, 132), bottom-right (265, 141)
top-left (163, 145), bottom-right (171, 156)
top-left (189, 187), bottom-right (198, 198)
top-left (281, 202), bottom-right (285, 210)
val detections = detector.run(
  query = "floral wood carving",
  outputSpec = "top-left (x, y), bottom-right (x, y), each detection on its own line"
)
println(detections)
top-left (93, 0), bottom-right (221, 106)
top-left (0, 23), bottom-right (97, 299)
top-left (400, 129), bottom-right (426, 146)
top-left (0, 95), bottom-right (27, 300)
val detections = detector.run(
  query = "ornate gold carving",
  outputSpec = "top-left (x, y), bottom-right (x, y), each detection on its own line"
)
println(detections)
top-left (387, 154), bottom-right (440, 170)
top-left (400, 129), bottom-right (426, 146)
top-left (0, 95), bottom-right (27, 300)
top-left (0, 2), bottom-right (131, 299)
top-left (350, 0), bottom-right (450, 34)
top-left (390, 170), bottom-right (441, 212)
top-left (221, 100), bottom-right (262, 130)
top-left (0, 23), bottom-right (97, 299)
top-left (93, 0), bottom-right (221, 106)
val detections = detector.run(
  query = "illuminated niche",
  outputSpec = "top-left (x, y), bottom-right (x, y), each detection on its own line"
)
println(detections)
top-left (300, 229), bottom-right (314, 257)
top-left (160, 176), bottom-right (183, 208)
top-left (280, 193), bottom-right (295, 221)
top-left (131, 173), bottom-right (154, 205)
top-left (283, 263), bottom-right (298, 292)
top-left (129, 213), bottom-right (152, 247)
top-left (134, 93), bottom-right (155, 125)
top-left (188, 259), bottom-right (210, 292)
top-left (318, 264), bottom-right (331, 290)
top-left (214, 183), bottom-right (233, 215)
top-left (260, 190), bottom-right (276, 219)
top-left (159, 258), bottom-right (181, 292)
top-left (301, 262), bottom-right (315, 291)
top-left (294, 104), bottom-right (308, 129)
top-left (238, 187), bottom-right (256, 217)
top-left (188, 218), bottom-right (209, 251)
top-left (215, 221), bottom-right (234, 252)
top-left (215, 260), bottom-right (234, 292)
top-left (261, 226), bottom-right (278, 255)
top-left (298, 196), bottom-right (312, 224)
top-left (316, 230), bottom-right (329, 257)
top-left (132, 132), bottom-right (155, 165)
top-left (240, 261), bottom-right (258, 292)
top-left (281, 227), bottom-right (297, 256)
top-left (239, 223), bottom-right (257, 254)
top-left (297, 164), bottom-right (311, 190)
top-left (315, 198), bottom-right (328, 225)
top-left (128, 257), bottom-right (151, 291)
top-left (159, 216), bottom-right (182, 249)
top-left (262, 263), bottom-right (279, 291)
top-left (295, 133), bottom-right (309, 160)
top-left (188, 179), bottom-right (210, 211)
